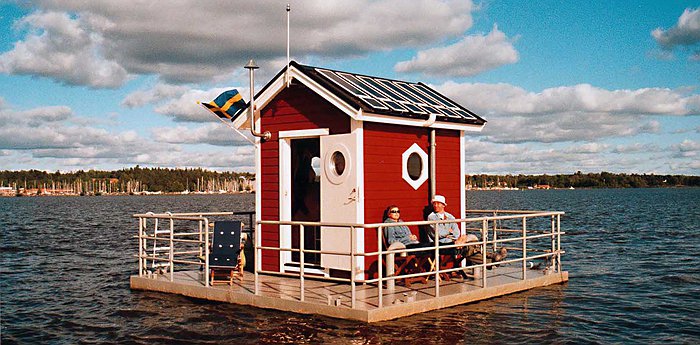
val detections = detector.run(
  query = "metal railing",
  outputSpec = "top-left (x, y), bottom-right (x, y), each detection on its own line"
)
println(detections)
top-left (133, 211), bottom-right (254, 286)
top-left (134, 210), bottom-right (564, 309)
top-left (257, 210), bottom-right (565, 309)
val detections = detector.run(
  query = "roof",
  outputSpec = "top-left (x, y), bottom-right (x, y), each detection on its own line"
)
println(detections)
top-left (233, 61), bottom-right (486, 129)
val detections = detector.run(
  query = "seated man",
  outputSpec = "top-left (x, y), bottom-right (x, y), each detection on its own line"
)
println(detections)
top-left (426, 195), bottom-right (464, 255)
top-left (427, 195), bottom-right (507, 276)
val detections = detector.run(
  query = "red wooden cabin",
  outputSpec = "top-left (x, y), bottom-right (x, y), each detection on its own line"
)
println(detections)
top-left (232, 61), bottom-right (486, 279)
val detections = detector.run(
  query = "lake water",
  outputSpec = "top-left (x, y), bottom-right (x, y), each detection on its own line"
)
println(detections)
top-left (1, 189), bottom-right (699, 344)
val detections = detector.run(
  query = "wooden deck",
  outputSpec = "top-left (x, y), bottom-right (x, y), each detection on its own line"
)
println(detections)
top-left (130, 266), bottom-right (568, 322)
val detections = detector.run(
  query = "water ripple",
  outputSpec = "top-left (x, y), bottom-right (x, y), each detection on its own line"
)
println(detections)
top-left (2, 190), bottom-right (699, 343)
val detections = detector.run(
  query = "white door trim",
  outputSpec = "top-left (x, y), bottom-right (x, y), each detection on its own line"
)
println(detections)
top-left (351, 120), bottom-right (365, 280)
top-left (279, 139), bottom-right (292, 269)
top-left (279, 128), bottom-right (329, 139)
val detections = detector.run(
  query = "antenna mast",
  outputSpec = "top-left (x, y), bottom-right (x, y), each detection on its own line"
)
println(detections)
top-left (286, 3), bottom-right (291, 86)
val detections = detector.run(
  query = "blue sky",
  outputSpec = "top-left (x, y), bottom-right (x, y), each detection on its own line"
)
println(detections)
top-left (1, 0), bottom-right (698, 175)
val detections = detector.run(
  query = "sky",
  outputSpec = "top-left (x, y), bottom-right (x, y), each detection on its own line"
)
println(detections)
top-left (0, 0), bottom-right (698, 175)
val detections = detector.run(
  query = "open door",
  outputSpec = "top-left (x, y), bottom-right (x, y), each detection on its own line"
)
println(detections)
top-left (320, 132), bottom-right (359, 273)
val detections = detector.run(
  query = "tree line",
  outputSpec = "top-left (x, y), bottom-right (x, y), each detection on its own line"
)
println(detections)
top-left (0, 166), bottom-right (255, 194)
top-left (466, 171), bottom-right (700, 189)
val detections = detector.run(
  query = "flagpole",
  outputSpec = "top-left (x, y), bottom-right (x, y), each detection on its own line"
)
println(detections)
top-left (286, 3), bottom-right (291, 87)
top-left (199, 103), bottom-right (255, 145)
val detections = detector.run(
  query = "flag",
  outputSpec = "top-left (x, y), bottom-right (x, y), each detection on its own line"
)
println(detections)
top-left (203, 89), bottom-right (247, 120)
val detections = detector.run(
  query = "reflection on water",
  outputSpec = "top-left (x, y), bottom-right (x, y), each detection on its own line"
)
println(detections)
top-left (1, 189), bottom-right (699, 343)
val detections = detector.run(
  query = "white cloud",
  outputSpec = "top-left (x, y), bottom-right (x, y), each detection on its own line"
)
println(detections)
top-left (563, 143), bottom-right (609, 154)
top-left (462, 140), bottom-right (691, 175)
top-left (0, 11), bottom-right (129, 88)
top-left (0, 101), bottom-right (255, 171)
top-left (0, 105), bottom-right (73, 127)
top-left (438, 82), bottom-right (693, 116)
top-left (151, 123), bottom-right (251, 146)
top-left (434, 82), bottom-right (697, 143)
top-left (395, 24), bottom-right (518, 77)
top-left (121, 83), bottom-right (190, 108)
top-left (3, 1), bottom-right (475, 86)
top-left (612, 143), bottom-right (661, 154)
top-left (652, 8), bottom-right (700, 49)
top-left (153, 87), bottom-right (249, 122)
top-left (675, 139), bottom-right (699, 158)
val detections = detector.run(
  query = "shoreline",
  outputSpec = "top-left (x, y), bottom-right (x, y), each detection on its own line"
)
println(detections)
top-left (2, 191), bottom-right (255, 198)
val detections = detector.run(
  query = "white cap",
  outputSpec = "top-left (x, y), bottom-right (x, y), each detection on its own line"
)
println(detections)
top-left (431, 195), bottom-right (446, 205)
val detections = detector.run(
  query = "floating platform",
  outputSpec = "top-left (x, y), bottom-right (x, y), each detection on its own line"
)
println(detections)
top-left (130, 266), bottom-right (568, 322)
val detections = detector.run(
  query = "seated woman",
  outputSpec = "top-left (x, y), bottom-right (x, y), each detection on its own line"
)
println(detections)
top-left (383, 205), bottom-right (428, 250)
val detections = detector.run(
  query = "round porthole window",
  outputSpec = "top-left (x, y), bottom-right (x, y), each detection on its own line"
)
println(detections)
top-left (324, 142), bottom-right (352, 185)
top-left (331, 151), bottom-right (346, 176)
top-left (407, 152), bottom-right (422, 180)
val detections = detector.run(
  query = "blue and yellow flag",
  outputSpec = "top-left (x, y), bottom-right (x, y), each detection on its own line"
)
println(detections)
top-left (203, 89), bottom-right (247, 120)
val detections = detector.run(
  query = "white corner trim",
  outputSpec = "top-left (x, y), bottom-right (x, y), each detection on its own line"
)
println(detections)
top-left (460, 131), bottom-right (466, 232)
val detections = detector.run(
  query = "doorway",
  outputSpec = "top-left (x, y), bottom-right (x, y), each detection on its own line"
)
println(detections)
top-left (290, 138), bottom-right (321, 265)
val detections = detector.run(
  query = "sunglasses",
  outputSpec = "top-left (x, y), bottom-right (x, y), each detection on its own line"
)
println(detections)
top-left (389, 209), bottom-right (400, 213)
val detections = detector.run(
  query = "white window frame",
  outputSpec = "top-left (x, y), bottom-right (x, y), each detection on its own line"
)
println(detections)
top-left (402, 143), bottom-right (428, 190)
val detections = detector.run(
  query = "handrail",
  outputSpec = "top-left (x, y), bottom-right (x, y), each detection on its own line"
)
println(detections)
top-left (135, 211), bottom-right (255, 286)
top-left (256, 210), bottom-right (564, 308)
top-left (135, 209), bottom-right (564, 310)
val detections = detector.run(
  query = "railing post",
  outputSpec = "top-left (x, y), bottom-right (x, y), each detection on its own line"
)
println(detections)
top-left (550, 215), bottom-right (556, 273)
top-left (204, 219), bottom-right (209, 287)
top-left (557, 214), bottom-right (562, 273)
top-left (300, 224), bottom-right (305, 302)
top-left (254, 221), bottom-right (260, 296)
top-left (522, 216), bottom-right (527, 280)
top-left (378, 225), bottom-right (383, 308)
top-left (198, 218), bottom-right (203, 260)
top-left (138, 217), bottom-right (144, 277)
top-left (350, 226), bottom-right (356, 309)
top-left (434, 224), bottom-right (440, 297)
top-left (481, 219), bottom-right (487, 288)
top-left (169, 218), bottom-right (174, 282)
top-left (492, 211), bottom-right (498, 252)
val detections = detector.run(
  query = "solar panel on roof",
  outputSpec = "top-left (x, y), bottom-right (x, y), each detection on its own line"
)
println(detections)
top-left (312, 66), bottom-right (481, 123)
top-left (338, 73), bottom-right (407, 112)
top-left (390, 82), bottom-right (425, 104)
top-left (317, 69), bottom-right (365, 97)
top-left (317, 69), bottom-right (389, 110)
top-left (375, 79), bottom-right (426, 114)
top-left (412, 84), bottom-right (476, 120)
